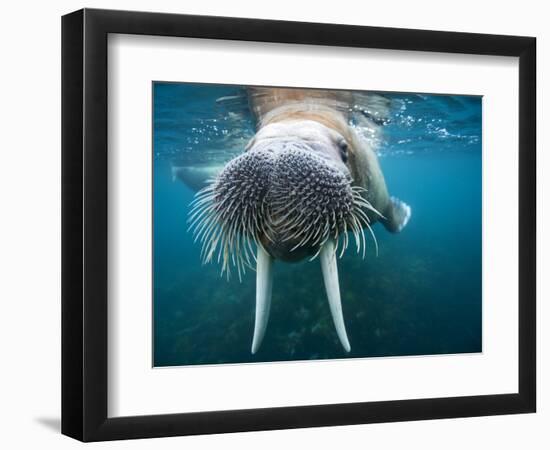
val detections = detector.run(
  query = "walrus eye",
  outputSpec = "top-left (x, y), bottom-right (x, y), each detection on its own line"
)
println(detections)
top-left (338, 139), bottom-right (349, 163)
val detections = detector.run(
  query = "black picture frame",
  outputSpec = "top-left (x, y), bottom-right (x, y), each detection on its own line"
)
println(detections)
top-left (61, 8), bottom-right (536, 442)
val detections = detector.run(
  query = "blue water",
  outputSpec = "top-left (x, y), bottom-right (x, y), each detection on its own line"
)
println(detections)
top-left (153, 83), bottom-right (482, 366)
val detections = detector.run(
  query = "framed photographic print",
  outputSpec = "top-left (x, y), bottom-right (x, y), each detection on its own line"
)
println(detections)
top-left (61, 8), bottom-right (536, 441)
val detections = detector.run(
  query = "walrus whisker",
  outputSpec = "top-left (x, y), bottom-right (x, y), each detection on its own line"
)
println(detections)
top-left (187, 210), bottom-right (212, 236)
top-left (269, 205), bottom-right (302, 228)
top-left (312, 217), bottom-right (325, 245)
top-left (190, 190), bottom-right (216, 207)
top-left (194, 223), bottom-right (215, 249)
top-left (233, 237), bottom-right (243, 279)
top-left (295, 221), bottom-right (317, 242)
top-left (212, 226), bottom-right (230, 262)
top-left (365, 222), bottom-right (378, 257)
top-left (280, 215), bottom-right (311, 241)
top-left (354, 215), bottom-right (364, 252)
top-left (204, 229), bottom-right (222, 263)
top-left (318, 221), bottom-right (331, 249)
top-left (270, 194), bottom-right (301, 208)
top-left (188, 197), bottom-right (215, 220)
top-left (214, 192), bottom-right (241, 212)
top-left (283, 225), bottom-right (306, 243)
top-left (352, 213), bottom-right (367, 257)
top-left (261, 216), bottom-right (277, 243)
top-left (193, 188), bottom-right (215, 202)
top-left (357, 217), bottom-right (367, 259)
top-left (351, 191), bottom-right (383, 218)
top-left (245, 236), bottom-right (257, 267)
top-left (353, 206), bottom-right (371, 225)
top-left (188, 198), bottom-right (214, 215)
top-left (279, 221), bottom-right (310, 239)
top-left (224, 217), bottom-right (237, 249)
top-left (245, 235), bottom-right (258, 266)
top-left (189, 186), bottom-right (215, 205)
top-left (339, 230), bottom-right (347, 258)
top-left (303, 220), bottom-right (323, 246)
top-left (190, 209), bottom-right (267, 277)
top-left (196, 209), bottom-right (224, 241)
top-left (225, 238), bottom-right (234, 267)
top-left (309, 249), bottom-right (321, 262)
top-left (206, 212), bottom-right (227, 238)
top-left (199, 225), bottom-right (213, 259)
top-left (349, 218), bottom-right (361, 253)
top-left (192, 197), bottom-right (369, 275)
top-left (193, 215), bottom-right (217, 245)
top-left (188, 206), bottom-right (217, 233)
top-left (208, 225), bottom-right (225, 260)
top-left (188, 213), bottom-right (209, 237)
top-left (291, 228), bottom-right (315, 252)
top-left (236, 231), bottom-right (253, 269)
top-left (294, 219), bottom-right (318, 243)
top-left (262, 215), bottom-right (278, 242)
top-left (348, 210), bottom-right (368, 257)
top-left (222, 244), bottom-right (233, 280)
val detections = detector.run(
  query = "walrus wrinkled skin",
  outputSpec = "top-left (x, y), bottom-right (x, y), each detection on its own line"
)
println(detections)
top-left (184, 87), bottom-right (411, 354)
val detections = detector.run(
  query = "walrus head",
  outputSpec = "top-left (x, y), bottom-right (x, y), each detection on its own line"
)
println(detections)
top-left (188, 120), bottom-right (381, 353)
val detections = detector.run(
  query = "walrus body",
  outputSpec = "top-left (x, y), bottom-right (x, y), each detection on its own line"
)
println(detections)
top-left (185, 86), bottom-right (411, 354)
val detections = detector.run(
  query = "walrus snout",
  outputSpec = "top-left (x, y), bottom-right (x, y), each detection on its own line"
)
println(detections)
top-left (261, 147), bottom-right (355, 261)
top-left (207, 142), bottom-right (356, 262)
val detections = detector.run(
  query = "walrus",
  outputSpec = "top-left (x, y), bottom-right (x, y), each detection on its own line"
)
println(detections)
top-left (181, 87), bottom-right (411, 354)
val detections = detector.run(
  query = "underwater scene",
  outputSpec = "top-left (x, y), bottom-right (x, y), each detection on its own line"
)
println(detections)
top-left (153, 82), bottom-right (482, 367)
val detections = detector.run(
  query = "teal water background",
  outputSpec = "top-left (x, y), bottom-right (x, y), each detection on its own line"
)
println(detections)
top-left (153, 83), bottom-right (482, 367)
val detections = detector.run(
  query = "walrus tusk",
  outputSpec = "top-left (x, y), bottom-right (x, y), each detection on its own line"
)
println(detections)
top-left (320, 239), bottom-right (351, 352)
top-left (251, 245), bottom-right (274, 354)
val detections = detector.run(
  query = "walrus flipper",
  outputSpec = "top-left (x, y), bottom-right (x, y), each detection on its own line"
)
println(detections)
top-left (171, 164), bottom-right (223, 192)
top-left (382, 196), bottom-right (412, 233)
